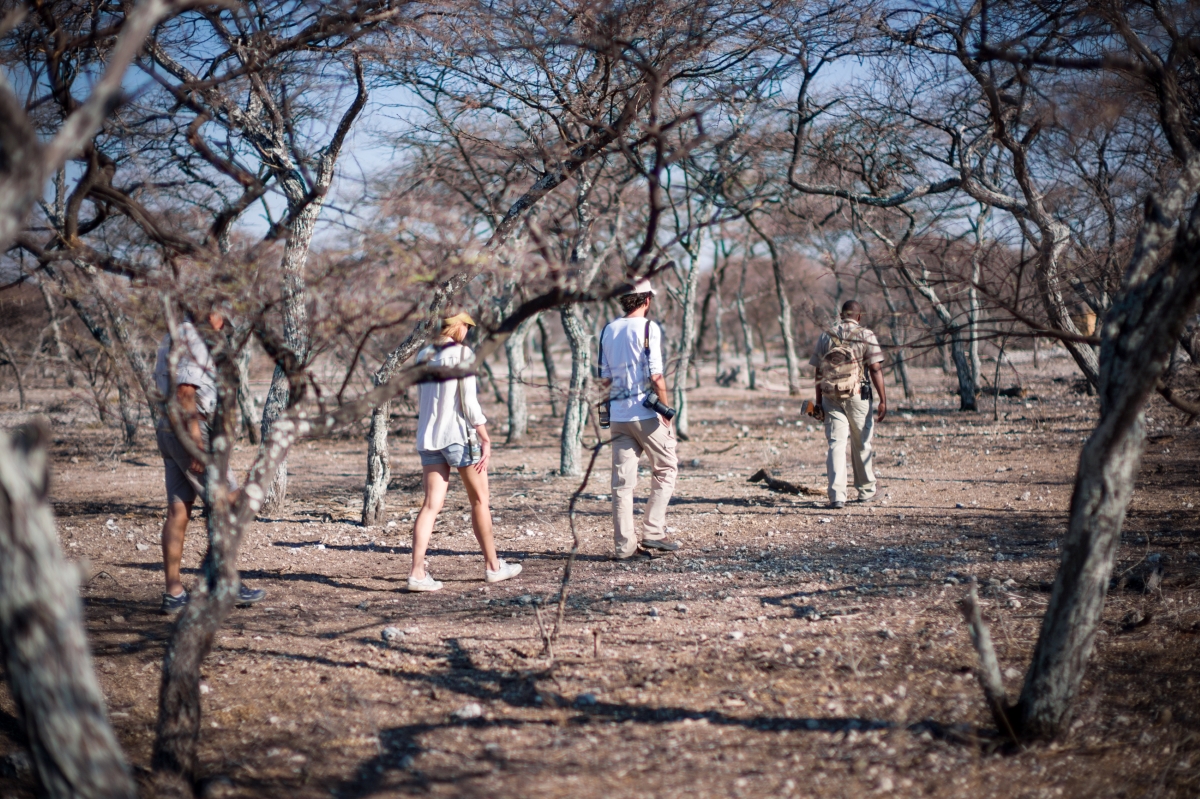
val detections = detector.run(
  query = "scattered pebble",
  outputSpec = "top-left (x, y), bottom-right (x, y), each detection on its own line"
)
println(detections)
top-left (575, 693), bottom-right (598, 707)
top-left (648, 607), bottom-right (660, 617)
top-left (675, 603), bottom-right (688, 613)
top-left (453, 703), bottom-right (483, 721)
top-left (727, 631), bottom-right (744, 641)
top-left (381, 626), bottom-right (404, 643)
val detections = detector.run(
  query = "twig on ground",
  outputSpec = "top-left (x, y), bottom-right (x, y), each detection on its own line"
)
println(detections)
top-left (549, 407), bottom-right (609, 655)
top-left (703, 442), bottom-right (739, 455)
top-left (747, 468), bottom-right (824, 496)
top-left (533, 603), bottom-right (553, 662)
top-left (959, 578), bottom-right (1018, 742)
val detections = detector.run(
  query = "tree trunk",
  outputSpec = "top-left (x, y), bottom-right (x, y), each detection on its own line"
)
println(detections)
top-left (537, 315), bottom-right (561, 417)
top-left (504, 315), bottom-right (536, 444)
top-left (736, 257), bottom-right (756, 390)
top-left (0, 422), bottom-right (137, 799)
top-left (559, 305), bottom-right (592, 476)
top-left (235, 343), bottom-right (259, 444)
top-left (748, 217), bottom-right (801, 395)
top-left (0, 334), bottom-right (26, 409)
top-left (1015, 168), bottom-right (1200, 740)
top-left (672, 240), bottom-right (705, 438)
top-left (114, 371), bottom-right (140, 446)
top-left (38, 280), bottom-right (74, 388)
top-left (258, 198), bottom-right (318, 517)
top-left (872, 266), bottom-right (913, 400)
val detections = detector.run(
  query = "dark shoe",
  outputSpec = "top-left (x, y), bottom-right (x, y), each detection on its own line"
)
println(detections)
top-left (856, 493), bottom-right (877, 504)
top-left (236, 585), bottom-right (266, 607)
top-left (640, 538), bottom-right (680, 553)
top-left (161, 590), bottom-right (189, 615)
top-left (828, 501), bottom-right (845, 510)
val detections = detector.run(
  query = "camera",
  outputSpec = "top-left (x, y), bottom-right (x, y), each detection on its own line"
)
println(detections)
top-left (598, 399), bottom-right (611, 429)
top-left (642, 393), bottom-right (677, 421)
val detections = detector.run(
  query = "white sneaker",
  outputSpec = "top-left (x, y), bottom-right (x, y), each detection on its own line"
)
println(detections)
top-left (407, 573), bottom-right (443, 592)
top-left (485, 559), bottom-right (523, 583)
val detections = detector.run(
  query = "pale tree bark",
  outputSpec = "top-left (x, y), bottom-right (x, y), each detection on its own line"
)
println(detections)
top-left (671, 234), bottom-right (706, 437)
top-left (1015, 160), bottom-right (1200, 739)
top-left (0, 334), bottom-right (26, 410)
top-left (257, 200), bottom-right (317, 514)
top-left (504, 314), bottom-right (537, 444)
top-left (747, 216), bottom-right (801, 395)
top-left (559, 305), bottom-right (593, 476)
top-left (872, 265), bottom-right (914, 400)
top-left (0, 422), bottom-right (137, 799)
top-left (559, 166), bottom-right (606, 476)
top-left (37, 280), bottom-right (74, 388)
top-left (735, 254), bottom-right (757, 390)
top-left (537, 315), bottom-right (561, 417)
top-left (258, 63), bottom-right (368, 516)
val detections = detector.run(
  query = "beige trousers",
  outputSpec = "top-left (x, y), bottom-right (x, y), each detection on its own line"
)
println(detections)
top-left (822, 395), bottom-right (877, 503)
top-left (610, 417), bottom-right (678, 557)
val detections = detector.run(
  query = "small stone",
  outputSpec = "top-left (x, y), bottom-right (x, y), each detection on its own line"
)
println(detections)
top-left (1004, 667), bottom-right (1021, 680)
top-left (516, 594), bottom-right (534, 606)
top-left (1006, 598), bottom-right (1022, 609)
top-left (111, 615), bottom-right (125, 624)
top-left (453, 702), bottom-right (483, 720)
top-left (403, 626), bottom-right (420, 635)
top-left (648, 607), bottom-right (660, 617)
top-left (812, 647), bottom-right (826, 658)
top-left (356, 601), bottom-right (369, 611)
top-left (944, 576), bottom-right (960, 586)
top-left (1158, 708), bottom-right (1173, 725)
top-left (727, 631), bottom-right (744, 641)
top-left (877, 628), bottom-right (895, 640)
top-left (955, 503), bottom-right (965, 509)
top-left (575, 692), bottom-right (598, 707)
top-left (675, 603), bottom-right (688, 613)
top-left (781, 643), bottom-right (794, 654)
top-left (199, 682), bottom-right (211, 695)
top-left (381, 626), bottom-right (404, 643)
top-left (877, 776), bottom-right (894, 792)
top-left (135, 542), bottom-right (150, 551)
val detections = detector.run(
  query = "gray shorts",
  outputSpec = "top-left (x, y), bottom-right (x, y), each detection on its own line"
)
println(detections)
top-left (418, 443), bottom-right (473, 468)
top-left (157, 424), bottom-right (238, 506)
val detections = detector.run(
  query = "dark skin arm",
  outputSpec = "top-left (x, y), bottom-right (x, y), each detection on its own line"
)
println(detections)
top-left (869, 362), bottom-right (887, 421)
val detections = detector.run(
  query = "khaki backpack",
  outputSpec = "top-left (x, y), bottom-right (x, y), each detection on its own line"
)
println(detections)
top-left (818, 332), bottom-right (863, 400)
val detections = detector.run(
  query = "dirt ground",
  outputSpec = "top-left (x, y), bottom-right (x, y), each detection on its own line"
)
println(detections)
top-left (1, 346), bottom-right (1198, 799)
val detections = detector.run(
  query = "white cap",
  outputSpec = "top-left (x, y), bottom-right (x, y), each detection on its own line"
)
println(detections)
top-left (621, 278), bottom-right (656, 296)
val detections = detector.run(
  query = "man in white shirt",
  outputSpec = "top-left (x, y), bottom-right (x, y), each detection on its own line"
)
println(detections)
top-left (598, 279), bottom-right (680, 559)
top-left (153, 310), bottom-right (265, 613)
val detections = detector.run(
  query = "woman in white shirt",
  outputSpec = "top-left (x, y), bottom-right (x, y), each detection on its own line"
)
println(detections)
top-left (408, 312), bottom-right (521, 591)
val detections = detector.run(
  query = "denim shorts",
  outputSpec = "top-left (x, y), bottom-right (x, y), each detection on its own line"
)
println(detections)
top-left (419, 443), bottom-right (473, 468)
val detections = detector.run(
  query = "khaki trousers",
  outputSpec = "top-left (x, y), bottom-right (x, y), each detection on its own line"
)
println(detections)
top-left (610, 417), bottom-right (678, 557)
top-left (822, 395), bottom-right (877, 503)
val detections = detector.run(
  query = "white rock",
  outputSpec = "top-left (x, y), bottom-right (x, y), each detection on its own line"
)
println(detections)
top-left (727, 631), bottom-right (744, 641)
top-left (453, 703), bottom-right (483, 720)
top-left (381, 626), bottom-right (404, 643)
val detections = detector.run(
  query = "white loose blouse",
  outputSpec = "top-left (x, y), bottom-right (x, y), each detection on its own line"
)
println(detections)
top-left (414, 341), bottom-right (487, 452)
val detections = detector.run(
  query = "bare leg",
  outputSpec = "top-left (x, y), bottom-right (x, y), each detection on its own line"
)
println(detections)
top-left (411, 464), bottom-right (450, 580)
top-left (162, 499), bottom-right (193, 596)
top-left (458, 464), bottom-right (500, 572)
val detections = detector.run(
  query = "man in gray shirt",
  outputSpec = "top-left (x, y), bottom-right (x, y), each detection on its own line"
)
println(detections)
top-left (153, 309), bottom-right (265, 613)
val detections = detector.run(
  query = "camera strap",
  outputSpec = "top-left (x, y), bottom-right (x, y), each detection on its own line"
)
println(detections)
top-left (597, 318), bottom-right (653, 401)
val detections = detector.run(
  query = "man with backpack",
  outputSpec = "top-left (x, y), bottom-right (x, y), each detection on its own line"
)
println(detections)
top-left (808, 301), bottom-right (887, 509)
top-left (597, 279), bottom-right (681, 559)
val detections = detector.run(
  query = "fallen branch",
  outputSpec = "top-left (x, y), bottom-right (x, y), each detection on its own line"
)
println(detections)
top-left (747, 469), bottom-right (824, 496)
top-left (959, 579), bottom-right (1018, 742)
top-left (548, 406), bottom-right (609, 658)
